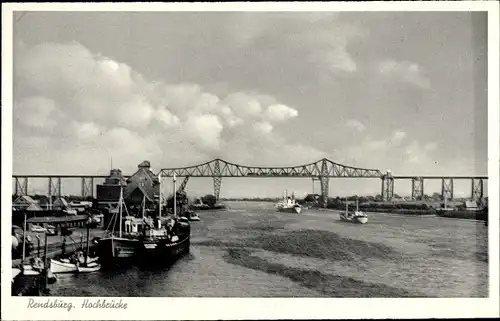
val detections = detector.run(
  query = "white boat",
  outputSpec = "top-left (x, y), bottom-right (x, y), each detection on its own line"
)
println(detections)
top-left (50, 258), bottom-right (78, 273)
top-left (74, 250), bottom-right (99, 264)
top-left (77, 255), bottom-right (99, 265)
top-left (276, 190), bottom-right (302, 214)
top-left (22, 265), bottom-right (42, 276)
top-left (22, 256), bottom-right (45, 275)
top-left (187, 211), bottom-right (200, 221)
top-left (77, 262), bottom-right (101, 273)
top-left (277, 203), bottom-right (302, 214)
top-left (340, 199), bottom-right (368, 224)
top-left (12, 268), bottom-right (22, 282)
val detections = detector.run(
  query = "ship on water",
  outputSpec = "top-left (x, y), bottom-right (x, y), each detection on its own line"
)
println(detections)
top-left (97, 163), bottom-right (191, 266)
top-left (136, 174), bottom-right (191, 263)
top-left (97, 186), bottom-right (140, 264)
top-left (340, 199), bottom-right (368, 224)
top-left (275, 190), bottom-right (302, 214)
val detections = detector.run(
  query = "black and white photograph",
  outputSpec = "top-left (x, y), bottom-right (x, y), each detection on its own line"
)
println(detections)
top-left (2, 1), bottom-right (499, 320)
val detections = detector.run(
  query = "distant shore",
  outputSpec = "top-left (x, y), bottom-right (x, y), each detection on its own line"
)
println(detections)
top-left (221, 199), bottom-right (487, 221)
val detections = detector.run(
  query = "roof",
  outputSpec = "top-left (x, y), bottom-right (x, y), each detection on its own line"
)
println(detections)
top-left (13, 196), bottom-right (43, 211)
top-left (53, 197), bottom-right (70, 208)
top-left (124, 185), bottom-right (154, 202)
top-left (27, 215), bottom-right (88, 224)
top-left (138, 160), bottom-right (151, 168)
top-left (127, 161), bottom-right (159, 184)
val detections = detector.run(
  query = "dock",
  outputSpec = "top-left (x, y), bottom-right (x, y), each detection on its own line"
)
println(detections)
top-left (12, 225), bottom-right (103, 296)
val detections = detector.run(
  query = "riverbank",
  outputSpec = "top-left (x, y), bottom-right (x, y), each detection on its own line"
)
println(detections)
top-left (13, 227), bottom-right (105, 267)
top-left (45, 201), bottom-right (487, 297)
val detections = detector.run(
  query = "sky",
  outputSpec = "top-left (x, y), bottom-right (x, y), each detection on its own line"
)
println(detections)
top-left (11, 11), bottom-right (488, 198)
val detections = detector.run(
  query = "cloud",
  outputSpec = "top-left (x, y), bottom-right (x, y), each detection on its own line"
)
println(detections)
top-left (185, 113), bottom-right (223, 151)
top-left (345, 119), bottom-right (366, 132)
top-left (378, 60), bottom-right (430, 88)
top-left (391, 130), bottom-right (406, 145)
top-left (265, 104), bottom-right (299, 122)
top-left (14, 97), bottom-right (58, 130)
top-left (13, 41), bottom-right (323, 174)
top-left (333, 130), bottom-right (457, 177)
top-left (285, 25), bottom-right (367, 73)
top-left (252, 121), bottom-right (273, 135)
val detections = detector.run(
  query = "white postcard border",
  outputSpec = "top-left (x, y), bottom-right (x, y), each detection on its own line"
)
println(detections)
top-left (2, 2), bottom-right (499, 320)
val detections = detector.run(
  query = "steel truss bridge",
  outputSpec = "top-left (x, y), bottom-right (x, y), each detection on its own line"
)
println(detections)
top-left (13, 158), bottom-right (487, 207)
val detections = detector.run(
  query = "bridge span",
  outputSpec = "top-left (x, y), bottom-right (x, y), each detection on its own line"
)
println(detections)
top-left (12, 158), bottom-right (487, 206)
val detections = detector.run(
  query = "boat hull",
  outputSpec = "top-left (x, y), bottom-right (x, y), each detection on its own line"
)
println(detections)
top-left (354, 216), bottom-right (368, 224)
top-left (77, 262), bottom-right (101, 273)
top-left (97, 237), bottom-right (139, 265)
top-left (277, 206), bottom-right (302, 214)
top-left (340, 213), bottom-right (368, 224)
top-left (50, 259), bottom-right (77, 274)
top-left (136, 235), bottom-right (190, 264)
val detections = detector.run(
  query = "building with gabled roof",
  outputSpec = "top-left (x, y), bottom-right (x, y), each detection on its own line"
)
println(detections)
top-left (52, 197), bottom-right (70, 210)
top-left (124, 160), bottom-right (160, 206)
top-left (12, 195), bottom-right (43, 211)
top-left (96, 168), bottom-right (127, 209)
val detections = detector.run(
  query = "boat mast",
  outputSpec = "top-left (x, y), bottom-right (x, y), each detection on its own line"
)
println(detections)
top-left (158, 173), bottom-right (162, 219)
top-left (356, 199), bottom-right (359, 212)
top-left (173, 173), bottom-right (177, 218)
top-left (119, 185), bottom-right (123, 238)
top-left (345, 198), bottom-right (348, 215)
top-left (85, 222), bottom-right (90, 265)
top-left (22, 212), bottom-right (27, 265)
top-left (142, 195), bottom-right (145, 219)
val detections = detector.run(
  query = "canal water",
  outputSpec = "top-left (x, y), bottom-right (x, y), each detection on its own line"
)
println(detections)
top-left (48, 201), bottom-right (488, 297)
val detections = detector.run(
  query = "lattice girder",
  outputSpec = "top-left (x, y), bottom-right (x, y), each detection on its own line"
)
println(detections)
top-left (411, 177), bottom-right (424, 200)
top-left (81, 177), bottom-right (94, 199)
top-left (159, 158), bottom-right (383, 178)
top-left (471, 178), bottom-right (484, 201)
top-left (441, 178), bottom-right (454, 201)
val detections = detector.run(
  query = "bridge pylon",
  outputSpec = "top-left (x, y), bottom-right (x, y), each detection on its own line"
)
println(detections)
top-left (441, 178), bottom-right (454, 201)
top-left (213, 159), bottom-right (222, 200)
top-left (411, 177), bottom-right (424, 200)
top-left (381, 171), bottom-right (394, 201)
top-left (471, 178), bottom-right (484, 201)
top-left (320, 159), bottom-right (329, 207)
top-left (81, 177), bottom-right (94, 199)
top-left (48, 177), bottom-right (62, 202)
top-left (14, 177), bottom-right (28, 197)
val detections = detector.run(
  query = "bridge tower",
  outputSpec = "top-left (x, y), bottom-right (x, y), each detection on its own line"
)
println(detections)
top-left (81, 177), bottom-right (94, 199)
top-left (14, 177), bottom-right (28, 196)
top-left (471, 178), bottom-right (483, 201)
top-left (213, 159), bottom-right (222, 200)
top-left (320, 159), bottom-right (329, 207)
top-left (441, 178), bottom-right (454, 201)
top-left (48, 177), bottom-right (62, 203)
top-left (471, 178), bottom-right (484, 201)
top-left (411, 177), bottom-right (424, 200)
top-left (381, 170), bottom-right (394, 201)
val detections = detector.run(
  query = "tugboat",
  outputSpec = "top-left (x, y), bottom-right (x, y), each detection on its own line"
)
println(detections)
top-left (97, 186), bottom-right (140, 265)
top-left (136, 174), bottom-right (191, 264)
top-left (275, 191), bottom-right (302, 214)
top-left (340, 199), bottom-right (368, 224)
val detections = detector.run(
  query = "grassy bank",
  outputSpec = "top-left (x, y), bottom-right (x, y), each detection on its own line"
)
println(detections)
top-left (197, 228), bottom-right (424, 296)
top-left (224, 248), bottom-right (418, 297)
